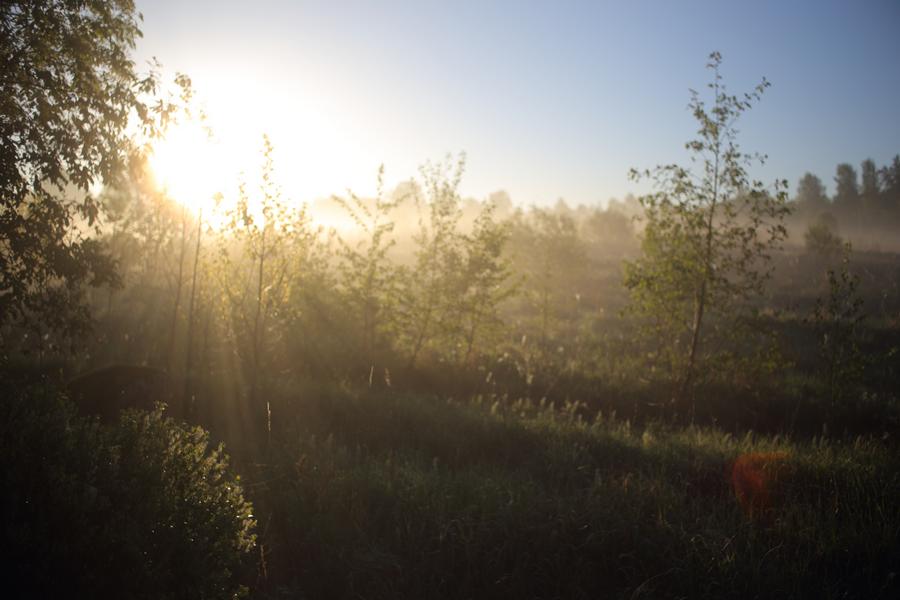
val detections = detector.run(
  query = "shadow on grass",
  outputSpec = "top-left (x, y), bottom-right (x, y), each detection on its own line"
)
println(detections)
top-left (238, 384), bottom-right (899, 599)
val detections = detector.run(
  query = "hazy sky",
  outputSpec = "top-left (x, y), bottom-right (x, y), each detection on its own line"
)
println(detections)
top-left (134, 0), bottom-right (900, 207)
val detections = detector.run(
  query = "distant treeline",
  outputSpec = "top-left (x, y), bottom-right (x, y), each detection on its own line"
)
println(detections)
top-left (787, 155), bottom-right (900, 251)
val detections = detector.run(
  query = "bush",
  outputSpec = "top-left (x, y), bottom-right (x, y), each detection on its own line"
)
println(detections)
top-left (804, 214), bottom-right (843, 262)
top-left (1, 383), bottom-right (256, 599)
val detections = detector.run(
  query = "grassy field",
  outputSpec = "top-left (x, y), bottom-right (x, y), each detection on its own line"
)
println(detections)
top-left (236, 384), bottom-right (900, 599)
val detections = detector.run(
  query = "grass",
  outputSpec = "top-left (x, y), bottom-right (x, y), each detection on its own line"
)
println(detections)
top-left (241, 384), bottom-right (900, 599)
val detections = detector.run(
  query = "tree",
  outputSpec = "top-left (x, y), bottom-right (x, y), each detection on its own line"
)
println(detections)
top-left (399, 155), bottom-right (467, 368)
top-left (92, 153), bottom-right (196, 368)
top-left (581, 206), bottom-right (638, 258)
top-left (216, 136), bottom-right (324, 440)
top-left (624, 52), bottom-right (789, 403)
top-left (860, 158), bottom-right (880, 217)
top-left (878, 155), bottom-right (900, 221)
top-left (333, 166), bottom-right (405, 368)
top-left (450, 200), bottom-right (515, 366)
top-left (508, 209), bottom-right (587, 364)
top-left (0, 0), bottom-right (158, 341)
top-left (833, 163), bottom-right (860, 211)
top-left (878, 155), bottom-right (900, 212)
top-left (794, 172), bottom-right (829, 215)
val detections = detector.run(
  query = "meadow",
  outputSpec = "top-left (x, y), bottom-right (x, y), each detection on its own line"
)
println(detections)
top-left (245, 383), bottom-right (899, 599)
top-left (3, 3), bottom-right (900, 597)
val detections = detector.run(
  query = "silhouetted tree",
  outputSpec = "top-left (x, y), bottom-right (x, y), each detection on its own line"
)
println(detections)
top-left (92, 155), bottom-right (195, 367)
top-left (795, 173), bottom-right (829, 215)
top-left (0, 0), bottom-right (158, 341)
top-left (880, 155), bottom-right (900, 212)
top-left (860, 158), bottom-right (880, 218)
top-left (833, 163), bottom-right (860, 213)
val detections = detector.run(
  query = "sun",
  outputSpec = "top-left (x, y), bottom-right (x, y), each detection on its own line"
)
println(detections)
top-left (149, 119), bottom-right (227, 216)
top-left (145, 89), bottom-right (372, 235)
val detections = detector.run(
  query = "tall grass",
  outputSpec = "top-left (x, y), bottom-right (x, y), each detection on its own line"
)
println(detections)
top-left (244, 385), bottom-right (899, 599)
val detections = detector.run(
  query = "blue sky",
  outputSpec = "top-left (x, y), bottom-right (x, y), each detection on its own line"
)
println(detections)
top-left (134, 0), bottom-right (900, 207)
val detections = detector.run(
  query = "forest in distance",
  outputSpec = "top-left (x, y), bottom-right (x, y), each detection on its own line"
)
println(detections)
top-left (2, 1), bottom-right (900, 599)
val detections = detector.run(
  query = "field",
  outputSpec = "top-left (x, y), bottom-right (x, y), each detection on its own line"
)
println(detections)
top-left (244, 384), bottom-right (900, 599)
top-left (4, 3), bottom-right (900, 597)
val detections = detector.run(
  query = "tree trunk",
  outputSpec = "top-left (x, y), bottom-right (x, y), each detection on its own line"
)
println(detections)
top-left (251, 226), bottom-right (267, 447)
top-left (183, 209), bottom-right (202, 420)
top-left (679, 282), bottom-right (706, 408)
top-left (678, 93), bottom-right (722, 410)
top-left (167, 203), bottom-right (188, 371)
top-left (407, 306), bottom-right (432, 370)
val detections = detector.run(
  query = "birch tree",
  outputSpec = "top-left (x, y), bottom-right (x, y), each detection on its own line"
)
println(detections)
top-left (624, 52), bottom-right (790, 404)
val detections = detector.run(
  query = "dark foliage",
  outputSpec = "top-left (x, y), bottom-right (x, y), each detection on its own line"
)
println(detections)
top-left (0, 1), bottom-right (160, 340)
top-left (1, 382), bottom-right (256, 599)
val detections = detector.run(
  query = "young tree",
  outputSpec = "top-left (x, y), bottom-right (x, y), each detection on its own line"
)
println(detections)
top-left (624, 52), bottom-right (789, 403)
top-left (399, 156), bottom-right (466, 368)
top-left (333, 166), bottom-right (405, 368)
top-left (451, 200), bottom-right (515, 366)
top-left (216, 136), bottom-right (322, 435)
top-left (92, 154), bottom-right (195, 367)
top-left (508, 209), bottom-right (587, 363)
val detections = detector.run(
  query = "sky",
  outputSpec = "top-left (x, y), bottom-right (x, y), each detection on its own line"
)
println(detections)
top-left (134, 0), bottom-right (900, 208)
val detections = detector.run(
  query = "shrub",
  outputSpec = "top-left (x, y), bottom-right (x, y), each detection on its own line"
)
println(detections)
top-left (804, 214), bottom-right (843, 262)
top-left (1, 383), bottom-right (256, 599)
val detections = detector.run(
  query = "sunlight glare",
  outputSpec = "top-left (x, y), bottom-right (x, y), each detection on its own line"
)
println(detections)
top-left (146, 68), bottom-right (389, 234)
top-left (149, 119), bottom-right (227, 217)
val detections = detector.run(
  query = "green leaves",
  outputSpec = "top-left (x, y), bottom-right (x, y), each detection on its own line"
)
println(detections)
top-left (0, 1), bottom-right (153, 341)
top-left (624, 52), bottom-right (790, 395)
top-left (333, 164), bottom-right (406, 365)
top-left (1, 384), bottom-right (255, 598)
top-left (392, 155), bottom-right (515, 368)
